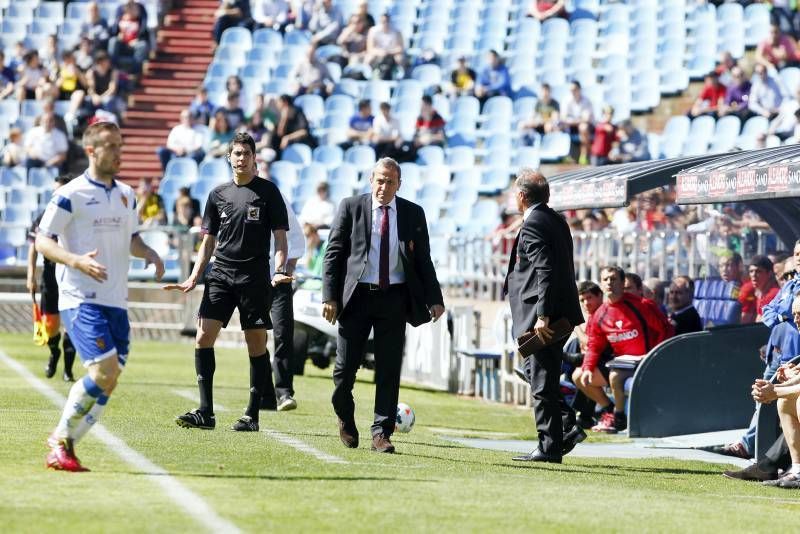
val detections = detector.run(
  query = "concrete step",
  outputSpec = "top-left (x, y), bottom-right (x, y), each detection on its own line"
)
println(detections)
top-left (136, 85), bottom-right (197, 96)
top-left (165, 13), bottom-right (215, 25)
top-left (160, 43), bottom-right (214, 55)
top-left (146, 61), bottom-right (210, 72)
top-left (158, 29), bottom-right (212, 41)
top-left (130, 102), bottom-right (188, 113)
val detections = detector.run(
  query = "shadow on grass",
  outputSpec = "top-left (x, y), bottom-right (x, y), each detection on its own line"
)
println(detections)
top-left (127, 471), bottom-right (435, 483)
top-left (583, 463), bottom-right (724, 476)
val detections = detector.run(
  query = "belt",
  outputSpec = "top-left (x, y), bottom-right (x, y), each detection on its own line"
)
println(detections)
top-left (358, 282), bottom-right (405, 291)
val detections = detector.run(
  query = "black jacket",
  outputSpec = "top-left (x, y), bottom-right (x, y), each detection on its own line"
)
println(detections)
top-left (506, 203), bottom-right (584, 339)
top-left (323, 194), bottom-right (444, 326)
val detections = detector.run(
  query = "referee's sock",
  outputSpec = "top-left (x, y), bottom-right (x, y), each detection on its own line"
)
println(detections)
top-left (245, 353), bottom-right (268, 421)
top-left (195, 348), bottom-right (216, 415)
top-left (62, 332), bottom-right (76, 376)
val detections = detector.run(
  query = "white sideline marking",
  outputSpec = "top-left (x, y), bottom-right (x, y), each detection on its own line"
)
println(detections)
top-left (0, 350), bottom-right (241, 534)
top-left (173, 389), bottom-right (230, 412)
top-left (263, 428), bottom-right (348, 464)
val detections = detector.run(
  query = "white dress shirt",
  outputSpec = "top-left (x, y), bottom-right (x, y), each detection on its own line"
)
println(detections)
top-left (269, 190), bottom-right (306, 275)
top-left (360, 196), bottom-right (405, 285)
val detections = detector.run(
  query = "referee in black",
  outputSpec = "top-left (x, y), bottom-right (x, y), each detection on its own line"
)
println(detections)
top-left (167, 132), bottom-right (290, 432)
top-left (26, 174), bottom-right (76, 382)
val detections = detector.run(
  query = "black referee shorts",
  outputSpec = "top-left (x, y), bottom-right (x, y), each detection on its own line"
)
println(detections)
top-left (198, 272), bottom-right (273, 330)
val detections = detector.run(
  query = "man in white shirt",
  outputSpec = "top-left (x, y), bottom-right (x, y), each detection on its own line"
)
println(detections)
top-left (560, 81), bottom-right (595, 165)
top-left (24, 112), bottom-right (69, 172)
top-left (299, 181), bottom-right (336, 228)
top-left (365, 13), bottom-right (404, 77)
top-left (157, 109), bottom-right (207, 170)
top-left (749, 64), bottom-right (784, 119)
top-left (371, 101), bottom-right (401, 159)
top-left (36, 122), bottom-right (165, 472)
top-left (252, 0), bottom-right (290, 30)
top-left (308, 0), bottom-right (344, 45)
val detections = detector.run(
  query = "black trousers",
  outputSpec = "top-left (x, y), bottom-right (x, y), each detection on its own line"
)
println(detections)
top-left (758, 434), bottom-right (791, 472)
top-left (270, 283), bottom-right (294, 398)
top-left (523, 338), bottom-right (577, 456)
top-left (332, 284), bottom-right (406, 438)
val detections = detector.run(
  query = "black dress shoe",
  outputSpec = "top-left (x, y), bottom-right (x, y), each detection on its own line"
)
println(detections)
top-left (338, 418), bottom-right (359, 448)
top-left (562, 425), bottom-right (587, 456)
top-left (512, 449), bottom-right (562, 463)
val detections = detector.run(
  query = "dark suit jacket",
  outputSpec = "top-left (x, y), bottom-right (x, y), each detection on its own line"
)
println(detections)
top-left (506, 203), bottom-right (584, 339)
top-left (322, 194), bottom-right (444, 327)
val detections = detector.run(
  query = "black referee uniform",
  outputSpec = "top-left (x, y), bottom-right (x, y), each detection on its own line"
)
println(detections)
top-left (28, 212), bottom-right (76, 381)
top-left (195, 177), bottom-right (289, 426)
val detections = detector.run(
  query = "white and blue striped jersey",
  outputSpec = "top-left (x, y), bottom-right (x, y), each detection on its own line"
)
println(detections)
top-left (37, 171), bottom-right (139, 311)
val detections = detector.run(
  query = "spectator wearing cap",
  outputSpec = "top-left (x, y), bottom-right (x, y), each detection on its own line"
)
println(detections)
top-left (667, 276), bottom-right (702, 335)
top-left (749, 64), bottom-right (783, 121)
top-left (608, 120), bottom-right (649, 163)
top-left (157, 109), bottom-right (207, 170)
top-left (689, 72), bottom-right (727, 118)
top-left (589, 105), bottom-right (615, 167)
top-left (475, 49), bottom-right (511, 103)
top-left (447, 56), bottom-right (476, 98)
top-left (747, 255), bottom-right (780, 323)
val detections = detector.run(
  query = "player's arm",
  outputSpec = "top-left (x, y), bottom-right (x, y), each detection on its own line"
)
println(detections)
top-left (164, 233), bottom-right (215, 292)
top-left (35, 234), bottom-right (108, 282)
top-left (272, 229), bottom-right (290, 285)
top-left (130, 233), bottom-right (165, 281)
top-left (26, 242), bottom-right (38, 293)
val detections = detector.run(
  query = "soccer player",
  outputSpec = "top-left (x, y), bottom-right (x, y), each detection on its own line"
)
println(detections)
top-left (36, 122), bottom-right (165, 472)
top-left (27, 175), bottom-right (77, 382)
top-left (168, 132), bottom-right (289, 432)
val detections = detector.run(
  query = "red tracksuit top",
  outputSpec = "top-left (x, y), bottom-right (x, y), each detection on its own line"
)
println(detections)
top-left (582, 293), bottom-right (674, 372)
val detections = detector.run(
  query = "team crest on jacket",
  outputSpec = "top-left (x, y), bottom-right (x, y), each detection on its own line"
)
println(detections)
top-left (96, 337), bottom-right (106, 350)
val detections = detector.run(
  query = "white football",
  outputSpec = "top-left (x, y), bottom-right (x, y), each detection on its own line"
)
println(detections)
top-left (395, 402), bottom-right (415, 433)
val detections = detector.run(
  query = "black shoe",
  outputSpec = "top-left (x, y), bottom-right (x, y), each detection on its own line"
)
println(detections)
top-left (562, 352), bottom-right (584, 367)
top-left (231, 415), bottom-right (259, 432)
top-left (577, 415), bottom-right (595, 429)
top-left (562, 425), bottom-right (587, 456)
top-left (175, 409), bottom-right (216, 429)
top-left (614, 412), bottom-right (628, 432)
top-left (62, 371), bottom-right (75, 382)
top-left (512, 448), bottom-right (562, 463)
top-left (723, 463), bottom-right (778, 482)
top-left (45, 355), bottom-right (58, 379)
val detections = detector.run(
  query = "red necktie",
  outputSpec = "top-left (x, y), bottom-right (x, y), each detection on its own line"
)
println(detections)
top-left (379, 205), bottom-right (390, 290)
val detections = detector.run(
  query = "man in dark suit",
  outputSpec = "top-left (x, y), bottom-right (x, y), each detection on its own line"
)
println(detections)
top-left (322, 157), bottom-right (445, 453)
top-left (505, 168), bottom-right (585, 463)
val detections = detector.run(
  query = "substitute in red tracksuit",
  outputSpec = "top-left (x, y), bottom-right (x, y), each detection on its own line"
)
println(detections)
top-left (573, 266), bottom-right (674, 433)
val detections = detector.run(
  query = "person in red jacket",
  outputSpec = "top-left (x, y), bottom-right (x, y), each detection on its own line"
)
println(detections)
top-left (573, 266), bottom-right (674, 433)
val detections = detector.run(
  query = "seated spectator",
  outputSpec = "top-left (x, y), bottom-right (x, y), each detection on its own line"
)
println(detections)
top-left (252, 0), bottom-right (291, 31)
top-left (337, 14), bottom-right (369, 69)
top-left (157, 109), bottom-right (207, 170)
top-left (109, 2), bottom-right (150, 75)
top-left (206, 109), bottom-right (235, 158)
top-left (365, 14), bottom-right (404, 80)
top-left (0, 51), bottom-right (14, 100)
top-left (35, 98), bottom-right (69, 137)
top-left (224, 75), bottom-right (247, 107)
top-left (573, 265), bottom-right (673, 433)
top-left (756, 23), bottom-right (799, 70)
top-left (714, 51), bottom-right (737, 87)
top-left (74, 37), bottom-right (96, 72)
top-left (300, 222), bottom-right (327, 276)
top-left (7, 41), bottom-right (26, 73)
top-left (290, 0), bottom-right (315, 31)
top-left (212, 0), bottom-right (253, 44)
top-left (136, 177), bottom-right (168, 227)
top-left (39, 35), bottom-right (60, 81)
top-left (353, 0), bottom-right (375, 28)
top-left (81, 1), bottom-right (111, 53)
top-left (54, 51), bottom-right (87, 104)
top-left (211, 91), bottom-right (246, 131)
top-left (590, 105), bottom-right (615, 167)
top-left (749, 63), bottom-right (784, 120)
top-left (475, 49), bottom-right (511, 103)
top-left (645, 277), bottom-right (670, 312)
top-left (271, 93), bottom-right (316, 156)
top-left (413, 94), bottom-right (446, 150)
top-left (447, 56), bottom-right (477, 98)
top-left (189, 86), bottom-right (215, 126)
top-left (86, 51), bottom-right (125, 119)
top-left (15, 50), bottom-right (48, 102)
top-left (24, 112), bottom-right (68, 172)
top-left (667, 276), bottom-right (703, 335)
top-left (608, 120), bottom-right (649, 163)
top-left (689, 72), bottom-right (726, 118)
top-left (765, 85), bottom-right (800, 141)
top-left (748, 255), bottom-right (780, 323)
top-left (527, 0), bottom-right (567, 21)
top-left (246, 94), bottom-right (276, 159)
top-left (308, 0), bottom-right (344, 46)
top-left (519, 82), bottom-right (559, 141)
top-left (716, 250), bottom-right (755, 323)
top-left (292, 45), bottom-right (334, 97)
top-left (371, 101), bottom-right (402, 159)
top-left (299, 181), bottom-right (335, 228)
top-left (718, 66), bottom-right (751, 119)
top-left (1, 127), bottom-right (25, 167)
top-left (561, 80), bottom-right (594, 165)
top-left (173, 186), bottom-right (202, 229)
top-left (343, 98), bottom-right (373, 149)
top-left (623, 272), bottom-right (645, 298)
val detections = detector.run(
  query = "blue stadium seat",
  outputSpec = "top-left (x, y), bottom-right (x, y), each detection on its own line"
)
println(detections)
top-left (66, 1), bottom-right (91, 20)
top-left (27, 167), bottom-right (57, 189)
top-left (269, 161), bottom-right (299, 190)
top-left (745, 3), bottom-right (771, 48)
top-left (198, 159), bottom-right (230, 185)
top-left (312, 145), bottom-right (344, 169)
top-left (284, 29), bottom-right (311, 47)
top-left (205, 61), bottom-right (239, 82)
top-left (446, 146), bottom-right (475, 172)
top-left (294, 94), bottom-right (325, 128)
top-left (411, 64), bottom-right (443, 89)
top-left (659, 116), bottom-right (690, 159)
top-left (538, 132), bottom-right (571, 162)
top-left (164, 158), bottom-right (198, 185)
top-left (416, 145), bottom-right (445, 166)
top-left (737, 115), bottom-right (769, 150)
top-left (709, 115), bottom-right (741, 153)
top-left (451, 168), bottom-right (482, 191)
top-left (299, 162), bottom-right (328, 185)
top-left (220, 27), bottom-right (253, 49)
top-left (1, 167), bottom-right (26, 188)
top-left (253, 27), bottom-right (283, 49)
top-left (344, 145), bottom-right (376, 173)
top-left (479, 169), bottom-right (511, 195)
top-left (779, 67), bottom-right (800, 98)
top-left (282, 143), bottom-right (313, 166)
top-left (514, 147), bottom-right (540, 170)
top-left (214, 45), bottom-right (247, 67)
top-left (422, 164), bottom-right (451, 189)
top-left (0, 225), bottom-right (27, 248)
top-left (682, 115), bottom-right (715, 156)
top-left (2, 205), bottom-right (32, 226)
top-left (324, 94), bottom-right (355, 116)
top-left (9, 188), bottom-right (39, 209)
top-left (329, 163), bottom-right (358, 187)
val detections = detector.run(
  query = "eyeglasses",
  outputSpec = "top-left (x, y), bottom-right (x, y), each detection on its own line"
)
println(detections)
top-left (781, 271), bottom-right (796, 281)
